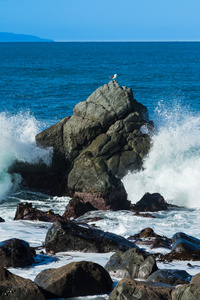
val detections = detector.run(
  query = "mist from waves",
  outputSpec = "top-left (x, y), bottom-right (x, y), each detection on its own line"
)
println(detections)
top-left (0, 112), bottom-right (52, 201)
top-left (123, 100), bottom-right (200, 208)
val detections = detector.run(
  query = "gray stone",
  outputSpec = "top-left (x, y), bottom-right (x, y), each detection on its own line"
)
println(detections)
top-left (172, 284), bottom-right (200, 300)
top-left (105, 247), bottom-right (157, 280)
top-left (109, 278), bottom-right (173, 300)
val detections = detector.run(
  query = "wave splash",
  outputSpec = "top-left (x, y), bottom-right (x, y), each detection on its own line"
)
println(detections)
top-left (0, 112), bottom-right (52, 200)
top-left (123, 101), bottom-right (200, 208)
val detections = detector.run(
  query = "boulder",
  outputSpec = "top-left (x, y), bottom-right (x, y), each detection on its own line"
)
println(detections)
top-left (168, 232), bottom-right (200, 260)
top-left (34, 81), bottom-right (152, 197)
top-left (108, 278), bottom-right (173, 300)
top-left (190, 272), bottom-right (200, 286)
top-left (45, 220), bottom-right (137, 253)
top-left (0, 217), bottom-right (5, 222)
top-left (172, 284), bottom-right (200, 300)
top-left (0, 267), bottom-right (46, 300)
top-left (147, 269), bottom-right (192, 286)
top-left (105, 247), bottom-right (158, 280)
top-left (131, 192), bottom-right (175, 212)
top-left (14, 202), bottom-right (64, 222)
top-left (0, 238), bottom-right (34, 268)
top-left (34, 261), bottom-right (113, 299)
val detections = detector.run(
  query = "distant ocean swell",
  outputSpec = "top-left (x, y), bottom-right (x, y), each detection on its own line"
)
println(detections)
top-left (0, 112), bottom-right (52, 200)
top-left (123, 100), bottom-right (200, 208)
top-left (1, 101), bottom-right (200, 209)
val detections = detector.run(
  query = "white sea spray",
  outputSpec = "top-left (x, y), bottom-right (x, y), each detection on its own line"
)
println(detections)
top-left (0, 111), bottom-right (52, 200)
top-left (123, 100), bottom-right (200, 208)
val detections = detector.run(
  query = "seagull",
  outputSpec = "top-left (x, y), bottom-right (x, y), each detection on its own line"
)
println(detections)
top-left (109, 74), bottom-right (117, 80)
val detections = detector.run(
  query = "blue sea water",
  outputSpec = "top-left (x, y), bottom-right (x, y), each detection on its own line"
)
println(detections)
top-left (1, 42), bottom-right (200, 294)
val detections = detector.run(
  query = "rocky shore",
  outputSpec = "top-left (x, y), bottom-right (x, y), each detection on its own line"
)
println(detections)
top-left (2, 81), bottom-right (200, 299)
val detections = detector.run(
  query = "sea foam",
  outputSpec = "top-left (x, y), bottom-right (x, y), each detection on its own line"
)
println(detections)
top-left (0, 112), bottom-right (52, 200)
top-left (123, 101), bottom-right (200, 208)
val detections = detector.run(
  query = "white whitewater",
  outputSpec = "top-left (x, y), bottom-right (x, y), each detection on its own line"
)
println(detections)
top-left (0, 112), bottom-right (52, 200)
top-left (123, 100), bottom-right (200, 208)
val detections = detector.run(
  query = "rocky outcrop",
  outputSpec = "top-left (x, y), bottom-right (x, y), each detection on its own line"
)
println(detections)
top-left (34, 81), bottom-right (152, 202)
top-left (0, 267), bottom-right (46, 300)
top-left (0, 238), bottom-right (34, 268)
top-left (108, 278), bottom-right (173, 300)
top-left (131, 192), bottom-right (176, 212)
top-left (34, 261), bottom-right (113, 299)
top-left (45, 220), bottom-right (137, 253)
top-left (105, 248), bottom-right (158, 280)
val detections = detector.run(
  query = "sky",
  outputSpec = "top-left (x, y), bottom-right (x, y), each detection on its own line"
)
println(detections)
top-left (0, 0), bottom-right (200, 41)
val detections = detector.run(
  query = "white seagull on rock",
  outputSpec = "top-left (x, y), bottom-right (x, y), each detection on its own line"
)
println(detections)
top-left (109, 74), bottom-right (117, 80)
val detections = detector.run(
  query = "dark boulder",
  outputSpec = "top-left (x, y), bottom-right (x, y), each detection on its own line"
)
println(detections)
top-left (170, 232), bottom-right (200, 260)
top-left (108, 278), bottom-right (173, 300)
top-left (34, 261), bottom-right (113, 299)
top-left (131, 192), bottom-right (175, 212)
top-left (0, 238), bottom-right (34, 268)
top-left (0, 217), bottom-right (5, 222)
top-left (62, 195), bottom-right (97, 220)
top-left (105, 247), bottom-right (158, 280)
top-left (147, 269), bottom-right (192, 286)
top-left (0, 267), bottom-right (46, 300)
top-left (45, 220), bottom-right (137, 253)
top-left (14, 202), bottom-right (64, 222)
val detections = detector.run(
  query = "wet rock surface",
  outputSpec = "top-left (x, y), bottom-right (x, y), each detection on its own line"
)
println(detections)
top-left (34, 261), bottom-right (113, 299)
top-left (45, 220), bottom-right (137, 253)
top-left (0, 238), bottom-right (34, 268)
top-left (0, 267), bottom-right (46, 300)
top-left (14, 202), bottom-right (64, 222)
top-left (131, 192), bottom-right (176, 212)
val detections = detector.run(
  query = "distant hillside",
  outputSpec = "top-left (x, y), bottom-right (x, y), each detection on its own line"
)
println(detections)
top-left (0, 32), bottom-right (54, 42)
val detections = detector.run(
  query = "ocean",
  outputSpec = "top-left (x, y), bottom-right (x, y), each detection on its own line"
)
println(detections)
top-left (1, 42), bottom-right (200, 299)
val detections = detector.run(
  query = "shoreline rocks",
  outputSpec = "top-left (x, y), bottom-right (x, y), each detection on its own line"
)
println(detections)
top-left (45, 220), bottom-right (137, 253)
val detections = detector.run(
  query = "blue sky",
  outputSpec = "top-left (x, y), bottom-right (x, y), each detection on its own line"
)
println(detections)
top-left (0, 0), bottom-right (200, 41)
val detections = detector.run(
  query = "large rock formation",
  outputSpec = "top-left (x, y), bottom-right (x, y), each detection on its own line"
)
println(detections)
top-left (13, 81), bottom-right (153, 207)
